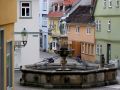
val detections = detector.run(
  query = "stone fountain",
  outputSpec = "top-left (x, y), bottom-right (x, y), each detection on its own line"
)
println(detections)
top-left (19, 17), bottom-right (118, 88)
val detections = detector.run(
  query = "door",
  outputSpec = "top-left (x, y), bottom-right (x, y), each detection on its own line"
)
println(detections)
top-left (44, 35), bottom-right (47, 51)
top-left (107, 44), bottom-right (111, 64)
top-left (6, 42), bottom-right (13, 90)
top-left (72, 41), bottom-right (81, 57)
top-left (0, 30), bottom-right (4, 90)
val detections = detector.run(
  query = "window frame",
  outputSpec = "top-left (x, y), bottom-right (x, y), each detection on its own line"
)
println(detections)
top-left (76, 26), bottom-right (80, 33)
top-left (108, 20), bottom-right (111, 32)
top-left (86, 27), bottom-right (91, 34)
top-left (91, 45), bottom-right (94, 55)
top-left (20, 1), bottom-right (32, 18)
top-left (66, 25), bottom-right (70, 32)
top-left (42, 0), bottom-right (47, 11)
top-left (96, 20), bottom-right (101, 32)
top-left (96, 44), bottom-right (102, 55)
top-left (109, 0), bottom-right (112, 8)
top-left (103, 0), bottom-right (107, 9)
top-left (81, 43), bottom-right (85, 53)
top-left (116, 0), bottom-right (119, 8)
top-left (42, 14), bottom-right (48, 27)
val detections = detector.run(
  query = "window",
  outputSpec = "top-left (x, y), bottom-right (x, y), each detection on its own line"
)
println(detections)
top-left (100, 45), bottom-right (102, 55)
top-left (66, 25), bottom-right (70, 32)
top-left (116, 0), bottom-right (119, 8)
top-left (85, 44), bottom-right (88, 54)
top-left (96, 20), bottom-right (101, 32)
top-left (53, 42), bottom-right (55, 47)
top-left (91, 45), bottom-right (94, 55)
top-left (108, 20), bottom-right (111, 31)
top-left (55, 4), bottom-right (58, 11)
top-left (96, 44), bottom-right (99, 55)
top-left (60, 5), bottom-right (63, 11)
top-left (42, 14), bottom-right (47, 27)
top-left (76, 26), bottom-right (80, 32)
top-left (81, 43), bottom-right (85, 53)
top-left (98, 20), bottom-right (101, 31)
top-left (104, 0), bottom-right (107, 8)
top-left (49, 20), bottom-right (55, 29)
top-left (96, 44), bottom-right (102, 55)
top-left (43, 0), bottom-right (47, 11)
top-left (20, 1), bottom-right (31, 18)
top-left (86, 27), bottom-right (91, 34)
top-left (40, 36), bottom-right (43, 48)
top-left (109, 0), bottom-right (112, 8)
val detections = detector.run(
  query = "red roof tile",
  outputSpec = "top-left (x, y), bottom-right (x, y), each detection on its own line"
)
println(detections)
top-left (48, 12), bottom-right (63, 18)
top-left (64, 0), bottom-right (78, 5)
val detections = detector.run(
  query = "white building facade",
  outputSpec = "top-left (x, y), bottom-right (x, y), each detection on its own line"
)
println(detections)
top-left (39, 0), bottom-right (49, 51)
top-left (14, 0), bottom-right (40, 69)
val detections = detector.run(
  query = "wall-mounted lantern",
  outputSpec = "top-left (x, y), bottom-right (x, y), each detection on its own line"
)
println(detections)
top-left (14, 28), bottom-right (28, 50)
top-left (21, 28), bottom-right (28, 47)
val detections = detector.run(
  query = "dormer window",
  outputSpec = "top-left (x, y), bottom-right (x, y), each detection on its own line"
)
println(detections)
top-left (109, 0), bottom-right (112, 8)
top-left (60, 5), bottom-right (63, 11)
top-left (55, 4), bottom-right (58, 11)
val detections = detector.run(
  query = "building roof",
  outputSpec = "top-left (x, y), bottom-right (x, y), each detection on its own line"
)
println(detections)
top-left (48, 12), bottom-right (63, 18)
top-left (64, 0), bottom-right (78, 5)
top-left (65, 0), bottom-right (96, 23)
top-left (48, 0), bottom-right (79, 18)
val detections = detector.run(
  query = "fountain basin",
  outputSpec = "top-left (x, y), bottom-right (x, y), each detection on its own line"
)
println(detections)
top-left (20, 65), bottom-right (117, 88)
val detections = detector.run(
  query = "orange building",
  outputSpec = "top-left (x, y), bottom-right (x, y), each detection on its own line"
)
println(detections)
top-left (66, 0), bottom-right (96, 62)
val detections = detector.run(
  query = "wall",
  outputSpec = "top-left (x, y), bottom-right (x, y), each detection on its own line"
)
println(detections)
top-left (94, 0), bottom-right (120, 16)
top-left (67, 23), bottom-right (96, 61)
top-left (14, 0), bottom-right (40, 68)
top-left (3, 24), bottom-right (15, 90)
top-left (0, 0), bottom-right (17, 25)
top-left (0, 0), bottom-right (16, 89)
top-left (95, 0), bottom-right (120, 62)
top-left (39, 0), bottom-right (49, 51)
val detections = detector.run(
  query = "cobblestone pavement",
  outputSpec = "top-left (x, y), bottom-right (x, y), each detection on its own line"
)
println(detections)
top-left (14, 51), bottom-right (120, 90)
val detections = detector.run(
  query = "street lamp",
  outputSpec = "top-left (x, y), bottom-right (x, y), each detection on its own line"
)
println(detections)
top-left (14, 28), bottom-right (28, 50)
top-left (21, 28), bottom-right (28, 47)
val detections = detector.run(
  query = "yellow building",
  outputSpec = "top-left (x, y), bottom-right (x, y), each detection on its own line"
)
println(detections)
top-left (48, 0), bottom-right (74, 52)
top-left (48, 17), bottom-right (60, 52)
top-left (0, 0), bottom-right (17, 90)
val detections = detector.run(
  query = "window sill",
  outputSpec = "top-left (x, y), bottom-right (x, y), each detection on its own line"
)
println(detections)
top-left (43, 10), bottom-right (47, 11)
top-left (108, 6), bottom-right (112, 8)
top-left (86, 33), bottom-right (91, 35)
top-left (96, 30), bottom-right (101, 32)
top-left (103, 7), bottom-right (106, 9)
top-left (81, 53), bottom-right (94, 56)
top-left (107, 30), bottom-right (111, 32)
top-left (42, 26), bottom-right (47, 27)
top-left (19, 17), bottom-right (32, 19)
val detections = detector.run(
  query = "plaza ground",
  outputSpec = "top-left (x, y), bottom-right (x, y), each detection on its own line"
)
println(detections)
top-left (14, 51), bottom-right (120, 90)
